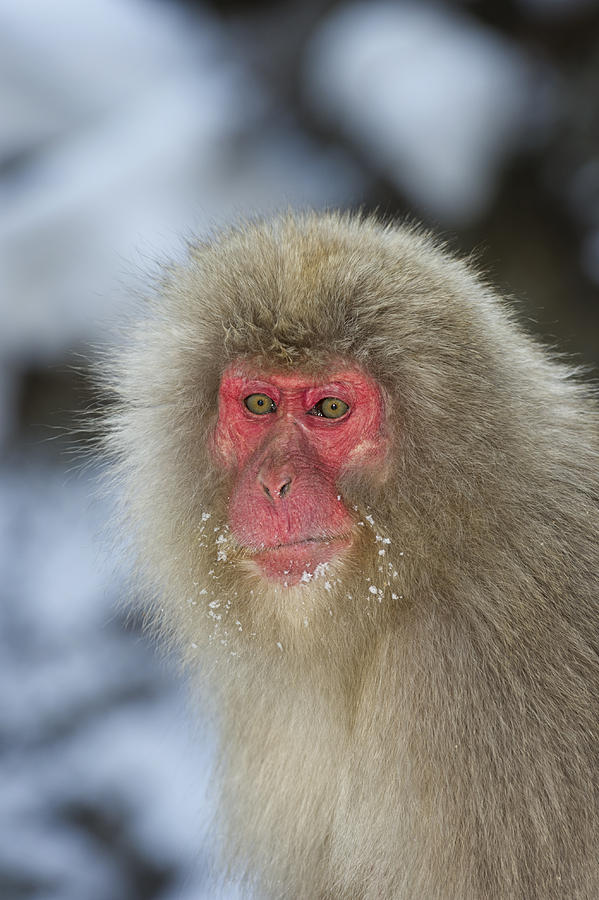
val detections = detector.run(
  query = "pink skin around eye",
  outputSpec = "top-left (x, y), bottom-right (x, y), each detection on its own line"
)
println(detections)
top-left (212, 362), bottom-right (389, 585)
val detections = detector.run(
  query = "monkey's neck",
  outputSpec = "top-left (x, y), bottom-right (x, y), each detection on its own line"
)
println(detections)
top-left (213, 638), bottom-right (379, 750)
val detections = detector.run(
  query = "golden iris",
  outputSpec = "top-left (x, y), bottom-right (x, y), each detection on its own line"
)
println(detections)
top-left (312, 397), bottom-right (349, 419)
top-left (244, 393), bottom-right (276, 415)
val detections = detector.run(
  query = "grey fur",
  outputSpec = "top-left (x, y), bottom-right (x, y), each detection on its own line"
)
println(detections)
top-left (104, 212), bottom-right (599, 898)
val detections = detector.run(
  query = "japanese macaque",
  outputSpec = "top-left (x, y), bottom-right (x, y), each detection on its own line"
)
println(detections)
top-left (106, 212), bottom-right (599, 899)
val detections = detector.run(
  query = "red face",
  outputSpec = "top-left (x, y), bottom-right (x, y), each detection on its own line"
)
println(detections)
top-left (213, 362), bottom-right (389, 585)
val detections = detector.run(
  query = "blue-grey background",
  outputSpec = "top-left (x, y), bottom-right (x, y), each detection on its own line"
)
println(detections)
top-left (1, 1), bottom-right (598, 897)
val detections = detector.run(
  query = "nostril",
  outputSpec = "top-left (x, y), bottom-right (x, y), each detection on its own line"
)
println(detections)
top-left (260, 474), bottom-right (292, 500)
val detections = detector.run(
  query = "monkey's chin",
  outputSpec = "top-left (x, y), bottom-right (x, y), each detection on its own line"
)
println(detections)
top-left (250, 537), bottom-right (352, 587)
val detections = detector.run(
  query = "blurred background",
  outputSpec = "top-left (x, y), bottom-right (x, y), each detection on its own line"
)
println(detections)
top-left (1, 0), bottom-right (598, 897)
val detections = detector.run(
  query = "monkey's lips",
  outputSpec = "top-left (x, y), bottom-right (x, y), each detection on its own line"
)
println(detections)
top-left (251, 536), bottom-right (352, 585)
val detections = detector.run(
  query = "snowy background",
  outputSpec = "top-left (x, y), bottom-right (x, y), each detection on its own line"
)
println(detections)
top-left (1, 0), bottom-right (598, 897)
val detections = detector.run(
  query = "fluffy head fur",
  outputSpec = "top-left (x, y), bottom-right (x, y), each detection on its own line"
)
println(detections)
top-left (105, 211), bottom-right (599, 898)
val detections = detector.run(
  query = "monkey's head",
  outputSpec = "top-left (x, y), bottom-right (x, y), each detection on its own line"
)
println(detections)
top-left (109, 212), bottom-right (553, 663)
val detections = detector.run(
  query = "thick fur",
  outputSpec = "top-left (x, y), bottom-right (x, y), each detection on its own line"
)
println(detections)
top-left (104, 212), bottom-right (599, 898)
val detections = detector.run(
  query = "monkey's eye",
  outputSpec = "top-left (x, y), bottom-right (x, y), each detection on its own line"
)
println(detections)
top-left (244, 393), bottom-right (276, 415)
top-left (309, 397), bottom-right (349, 419)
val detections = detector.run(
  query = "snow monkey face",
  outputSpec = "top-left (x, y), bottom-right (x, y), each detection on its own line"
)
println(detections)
top-left (212, 361), bottom-right (390, 586)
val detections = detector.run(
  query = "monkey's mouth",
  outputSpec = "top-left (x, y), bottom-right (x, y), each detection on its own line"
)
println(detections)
top-left (269, 537), bottom-right (338, 550)
top-left (250, 536), bottom-right (352, 586)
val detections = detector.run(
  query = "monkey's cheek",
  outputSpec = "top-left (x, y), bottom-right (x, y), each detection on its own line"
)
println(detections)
top-left (250, 537), bottom-right (352, 587)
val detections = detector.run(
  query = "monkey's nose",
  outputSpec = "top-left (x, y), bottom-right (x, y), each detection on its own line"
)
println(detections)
top-left (259, 472), bottom-right (292, 500)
